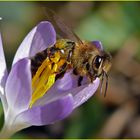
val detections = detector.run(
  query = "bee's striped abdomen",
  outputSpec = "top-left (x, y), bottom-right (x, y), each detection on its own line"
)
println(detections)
top-left (31, 49), bottom-right (48, 77)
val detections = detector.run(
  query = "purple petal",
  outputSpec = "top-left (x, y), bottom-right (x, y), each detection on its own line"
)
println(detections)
top-left (16, 94), bottom-right (74, 126)
top-left (42, 70), bottom-right (88, 96)
top-left (49, 77), bottom-right (100, 108)
top-left (5, 58), bottom-right (32, 113)
top-left (34, 70), bottom-right (100, 109)
top-left (92, 41), bottom-right (103, 51)
top-left (30, 21), bottom-right (56, 56)
top-left (51, 77), bottom-right (100, 109)
top-left (33, 71), bottom-right (79, 106)
top-left (72, 78), bottom-right (100, 108)
top-left (13, 21), bottom-right (56, 65)
top-left (50, 71), bottom-right (79, 92)
top-left (0, 33), bottom-right (8, 95)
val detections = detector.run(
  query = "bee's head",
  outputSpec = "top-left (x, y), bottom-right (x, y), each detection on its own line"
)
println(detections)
top-left (92, 52), bottom-right (112, 78)
top-left (87, 41), bottom-right (112, 79)
top-left (85, 41), bottom-right (112, 97)
top-left (91, 52), bottom-right (112, 97)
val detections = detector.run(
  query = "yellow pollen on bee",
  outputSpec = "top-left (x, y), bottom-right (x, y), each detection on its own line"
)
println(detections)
top-left (29, 52), bottom-right (66, 108)
top-left (50, 52), bottom-right (61, 63)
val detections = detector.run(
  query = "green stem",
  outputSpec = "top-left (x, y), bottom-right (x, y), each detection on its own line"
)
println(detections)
top-left (0, 108), bottom-right (30, 138)
top-left (0, 109), bottom-right (17, 138)
top-left (0, 123), bottom-right (16, 138)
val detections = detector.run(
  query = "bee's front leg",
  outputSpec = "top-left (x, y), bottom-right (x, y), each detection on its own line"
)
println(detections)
top-left (55, 62), bottom-right (68, 80)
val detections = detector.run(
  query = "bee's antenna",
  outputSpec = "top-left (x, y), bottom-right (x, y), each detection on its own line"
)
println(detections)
top-left (104, 72), bottom-right (108, 97)
top-left (100, 71), bottom-right (108, 97)
top-left (100, 72), bottom-right (104, 95)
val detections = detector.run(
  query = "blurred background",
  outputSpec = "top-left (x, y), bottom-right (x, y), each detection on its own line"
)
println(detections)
top-left (0, 1), bottom-right (140, 138)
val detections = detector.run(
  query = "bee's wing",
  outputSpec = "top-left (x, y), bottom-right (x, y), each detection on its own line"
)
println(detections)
top-left (45, 8), bottom-right (83, 45)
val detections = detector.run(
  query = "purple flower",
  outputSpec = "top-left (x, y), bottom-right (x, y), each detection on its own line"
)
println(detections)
top-left (0, 21), bottom-right (100, 137)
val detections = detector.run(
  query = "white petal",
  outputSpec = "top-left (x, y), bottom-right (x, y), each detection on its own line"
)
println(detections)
top-left (0, 33), bottom-right (7, 95)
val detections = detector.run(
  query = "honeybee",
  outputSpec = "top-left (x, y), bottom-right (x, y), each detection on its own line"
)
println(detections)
top-left (30, 9), bottom-right (111, 106)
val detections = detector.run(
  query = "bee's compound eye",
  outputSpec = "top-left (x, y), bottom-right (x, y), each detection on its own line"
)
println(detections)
top-left (93, 55), bottom-right (102, 69)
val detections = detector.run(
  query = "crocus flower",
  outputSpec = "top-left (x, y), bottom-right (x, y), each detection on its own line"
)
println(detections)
top-left (0, 21), bottom-right (100, 138)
